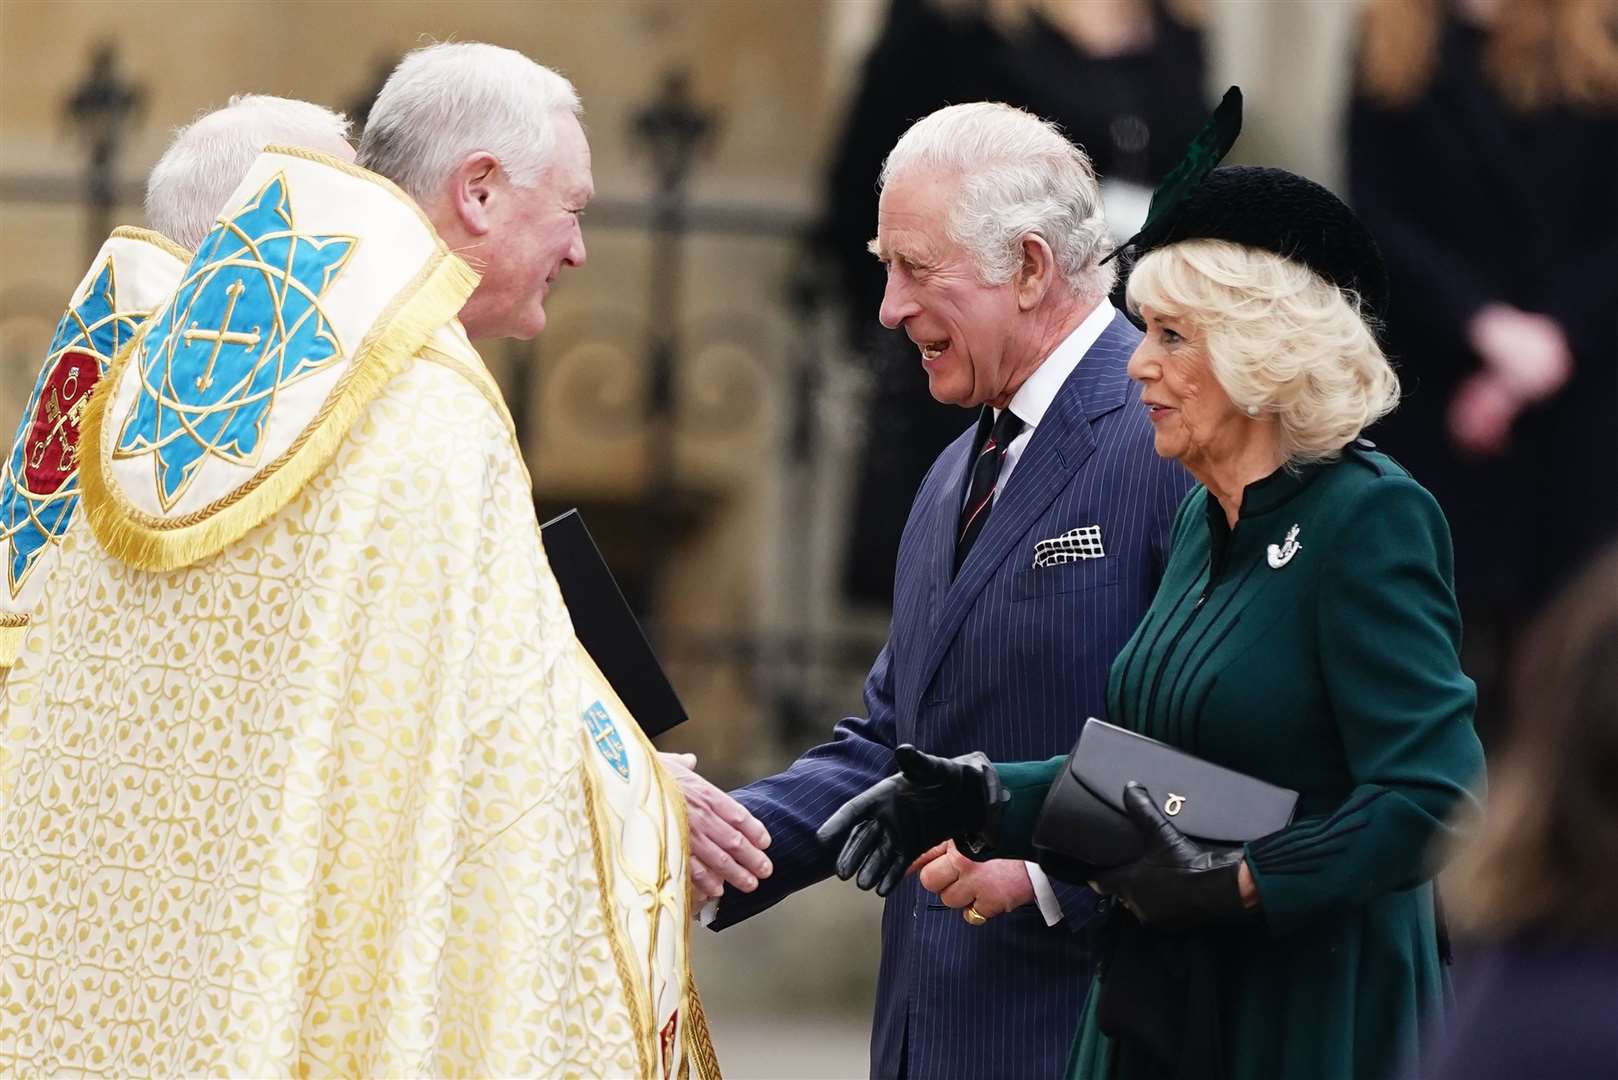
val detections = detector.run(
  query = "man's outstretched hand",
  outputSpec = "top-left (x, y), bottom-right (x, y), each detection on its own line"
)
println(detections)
top-left (815, 745), bottom-right (1006, 897)
top-left (659, 752), bottom-right (772, 901)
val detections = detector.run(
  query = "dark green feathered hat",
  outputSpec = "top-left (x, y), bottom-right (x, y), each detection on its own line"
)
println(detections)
top-left (1106, 87), bottom-right (1389, 318)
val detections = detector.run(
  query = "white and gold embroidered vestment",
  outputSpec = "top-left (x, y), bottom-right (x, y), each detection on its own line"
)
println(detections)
top-left (0, 148), bottom-right (715, 1079)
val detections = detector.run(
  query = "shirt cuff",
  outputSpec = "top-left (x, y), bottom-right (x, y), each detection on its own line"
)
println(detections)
top-left (698, 897), bottom-right (720, 927)
top-left (1026, 861), bottom-right (1063, 926)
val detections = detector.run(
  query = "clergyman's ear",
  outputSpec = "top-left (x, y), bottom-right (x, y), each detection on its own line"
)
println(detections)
top-left (1015, 233), bottom-right (1057, 311)
top-left (448, 151), bottom-right (500, 237)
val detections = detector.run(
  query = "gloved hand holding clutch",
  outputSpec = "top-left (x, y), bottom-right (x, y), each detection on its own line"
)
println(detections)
top-left (1090, 781), bottom-right (1258, 929)
top-left (815, 745), bottom-right (1008, 897)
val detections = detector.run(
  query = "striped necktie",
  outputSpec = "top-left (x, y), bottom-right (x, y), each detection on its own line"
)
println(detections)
top-left (955, 407), bottom-right (1025, 576)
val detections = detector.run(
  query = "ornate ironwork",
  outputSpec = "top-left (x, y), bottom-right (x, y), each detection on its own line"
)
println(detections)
top-left (63, 42), bottom-right (143, 261)
top-left (629, 69), bottom-right (718, 502)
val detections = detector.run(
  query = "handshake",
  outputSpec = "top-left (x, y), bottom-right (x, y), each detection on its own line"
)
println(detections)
top-left (666, 744), bottom-right (1253, 929)
top-left (658, 752), bottom-right (775, 900)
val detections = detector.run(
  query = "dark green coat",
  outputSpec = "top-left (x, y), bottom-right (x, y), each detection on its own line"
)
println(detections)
top-left (990, 447), bottom-right (1486, 1080)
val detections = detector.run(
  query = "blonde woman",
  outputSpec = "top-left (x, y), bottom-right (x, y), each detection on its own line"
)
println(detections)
top-left (819, 95), bottom-right (1487, 1080)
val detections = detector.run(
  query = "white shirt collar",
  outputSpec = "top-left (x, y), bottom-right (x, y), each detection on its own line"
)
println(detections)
top-left (997, 300), bottom-right (1117, 430)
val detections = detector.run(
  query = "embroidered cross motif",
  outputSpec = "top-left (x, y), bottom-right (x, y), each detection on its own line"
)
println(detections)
top-left (582, 700), bottom-right (632, 781)
top-left (113, 173), bottom-right (356, 510)
top-left (182, 280), bottom-right (262, 391)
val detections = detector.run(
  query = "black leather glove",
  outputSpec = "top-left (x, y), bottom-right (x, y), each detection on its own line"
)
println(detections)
top-left (1091, 782), bottom-right (1256, 929)
top-left (814, 745), bottom-right (1008, 897)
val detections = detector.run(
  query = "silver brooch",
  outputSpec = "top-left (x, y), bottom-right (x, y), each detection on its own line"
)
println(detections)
top-left (1266, 524), bottom-right (1302, 569)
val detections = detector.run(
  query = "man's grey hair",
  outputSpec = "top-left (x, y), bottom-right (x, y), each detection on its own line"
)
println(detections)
top-left (357, 42), bottom-right (581, 202)
top-left (144, 94), bottom-right (353, 249)
top-left (881, 102), bottom-right (1115, 300)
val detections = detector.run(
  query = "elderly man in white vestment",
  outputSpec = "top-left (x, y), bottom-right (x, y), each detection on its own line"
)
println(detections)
top-left (0, 95), bottom-right (354, 672)
top-left (0, 44), bottom-right (743, 1078)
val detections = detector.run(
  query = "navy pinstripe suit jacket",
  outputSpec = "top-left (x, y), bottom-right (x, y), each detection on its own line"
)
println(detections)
top-left (712, 311), bottom-right (1192, 1079)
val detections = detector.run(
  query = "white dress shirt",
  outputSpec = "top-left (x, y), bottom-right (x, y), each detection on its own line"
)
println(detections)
top-left (977, 300), bottom-right (1115, 926)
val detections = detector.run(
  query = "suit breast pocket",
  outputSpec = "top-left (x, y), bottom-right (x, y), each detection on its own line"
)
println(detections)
top-left (1012, 559), bottom-right (1119, 601)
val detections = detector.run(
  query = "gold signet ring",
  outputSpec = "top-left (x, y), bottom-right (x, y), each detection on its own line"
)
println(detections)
top-left (962, 904), bottom-right (989, 926)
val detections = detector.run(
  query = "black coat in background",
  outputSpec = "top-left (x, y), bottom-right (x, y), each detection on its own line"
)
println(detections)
top-left (1348, 20), bottom-right (1618, 616)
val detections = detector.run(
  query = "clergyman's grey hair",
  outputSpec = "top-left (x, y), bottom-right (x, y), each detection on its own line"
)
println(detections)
top-left (357, 41), bottom-right (581, 202)
top-left (145, 94), bottom-right (352, 249)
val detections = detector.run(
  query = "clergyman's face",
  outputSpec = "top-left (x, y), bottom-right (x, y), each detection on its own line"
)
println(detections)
top-left (871, 171), bottom-right (1022, 408)
top-left (1127, 304), bottom-right (1244, 469)
top-left (481, 112), bottom-right (593, 339)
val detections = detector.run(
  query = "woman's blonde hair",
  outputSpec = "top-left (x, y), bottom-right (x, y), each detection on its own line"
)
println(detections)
top-left (1126, 240), bottom-right (1400, 464)
top-left (1360, 0), bottom-right (1618, 112)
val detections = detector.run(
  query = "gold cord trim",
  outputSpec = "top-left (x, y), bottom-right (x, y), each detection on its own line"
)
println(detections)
top-left (683, 984), bottom-right (723, 1080)
top-left (417, 346), bottom-right (518, 445)
top-left (582, 754), bottom-right (656, 1080)
top-left (80, 252), bottom-right (478, 571)
top-left (109, 225), bottom-right (190, 263)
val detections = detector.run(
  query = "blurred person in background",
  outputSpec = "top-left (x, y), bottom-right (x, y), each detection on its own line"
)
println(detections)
top-left (1349, 0), bottom-right (1618, 743)
top-left (821, 97), bottom-right (1488, 1079)
top-left (827, 0), bottom-right (1208, 609)
top-left (683, 100), bottom-right (1192, 1080)
top-left (1424, 540), bottom-right (1618, 1078)
top-left (0, 95), bottom-right (354, 674)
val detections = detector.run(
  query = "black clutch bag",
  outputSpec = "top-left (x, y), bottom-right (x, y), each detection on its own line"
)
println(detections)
top-left (1031, 718), bottom-right (1298, 874)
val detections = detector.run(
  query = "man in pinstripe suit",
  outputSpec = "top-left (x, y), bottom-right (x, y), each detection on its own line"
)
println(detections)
top-left (676, 103), bottom-right (1192, 1079)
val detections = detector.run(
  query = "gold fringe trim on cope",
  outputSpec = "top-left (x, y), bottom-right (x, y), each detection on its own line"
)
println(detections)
top-left (0, 613), bottom-right (29, 668)
top-left (79, 252), bottom-right (478, 572)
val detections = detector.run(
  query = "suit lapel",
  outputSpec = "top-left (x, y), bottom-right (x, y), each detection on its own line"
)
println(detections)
top-left (926, 427), bottom-right (975, 594)
top-left (912, 311), bottom-right (1140, 699)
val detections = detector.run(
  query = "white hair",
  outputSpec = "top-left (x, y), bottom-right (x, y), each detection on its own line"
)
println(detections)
top-left (1127, 239), bottom-right (1400, 464)
top-left (144, 94), bottom-right (353, 249)
top-left (357, 42), bottom-right (581, 201)
top-left (880, 102), bottom-right (1115, 299)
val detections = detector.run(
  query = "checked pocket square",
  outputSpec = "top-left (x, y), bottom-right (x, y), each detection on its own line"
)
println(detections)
top-left (1033, 525), bottom-right (1105, 567)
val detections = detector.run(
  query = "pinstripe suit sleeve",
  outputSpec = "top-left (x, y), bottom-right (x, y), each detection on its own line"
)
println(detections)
top-left (705, 641), bottom-right (901, 929)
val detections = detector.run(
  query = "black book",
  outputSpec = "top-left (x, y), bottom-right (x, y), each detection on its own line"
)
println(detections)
top-left (540, 509), bottom-right (688, 736)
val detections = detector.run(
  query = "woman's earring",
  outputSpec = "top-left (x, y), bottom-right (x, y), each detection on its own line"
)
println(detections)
top-left (1245, 403), bottom-right (1261, 417)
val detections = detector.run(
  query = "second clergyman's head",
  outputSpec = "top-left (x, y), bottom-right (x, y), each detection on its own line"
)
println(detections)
top-left (358, 42), bottom-right (593, 341)
top-left (145, 94), bottom-right (354, 250)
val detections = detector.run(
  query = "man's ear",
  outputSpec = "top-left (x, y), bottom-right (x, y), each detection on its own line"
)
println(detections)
top-left (1015, 234), bottom-right (1057, 311)
top-left (447, 151), bottom-right (501, 237)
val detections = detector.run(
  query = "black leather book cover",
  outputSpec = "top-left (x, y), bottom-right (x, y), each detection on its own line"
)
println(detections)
top-left (540, 509), bottom-right (688, 736)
